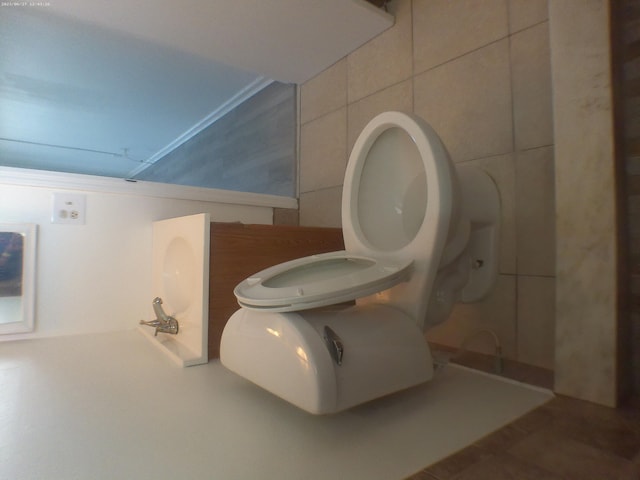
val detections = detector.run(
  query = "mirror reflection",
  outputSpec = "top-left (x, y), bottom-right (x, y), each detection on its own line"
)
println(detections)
top-left (0, 224), bottom-right (36, 334)
top-left (0, 232), bottom-right (24, 299)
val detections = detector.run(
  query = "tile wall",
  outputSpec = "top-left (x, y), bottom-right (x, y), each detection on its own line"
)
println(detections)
top-left (298, 0), bottom-right (555, 369)
top-left (550, 0), bottom-right (625, 406)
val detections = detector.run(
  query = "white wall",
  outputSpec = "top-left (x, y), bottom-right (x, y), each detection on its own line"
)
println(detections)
top-left (0, 173), bottom-right (279, 340)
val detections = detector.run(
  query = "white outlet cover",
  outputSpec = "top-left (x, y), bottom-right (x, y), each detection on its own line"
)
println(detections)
top-left (52, 193), bottom-right (86, 224)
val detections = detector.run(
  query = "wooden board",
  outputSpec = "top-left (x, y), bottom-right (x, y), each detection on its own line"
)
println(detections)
top-left (208, 223), bottom-right (344, 358)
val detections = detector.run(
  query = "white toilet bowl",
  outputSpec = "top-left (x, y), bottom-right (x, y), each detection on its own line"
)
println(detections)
top-left (221, 112), bottom-right (500, 414)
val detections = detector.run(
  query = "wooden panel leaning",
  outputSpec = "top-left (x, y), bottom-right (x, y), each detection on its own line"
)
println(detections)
top-left (208, 223), bottom-right (344, 359)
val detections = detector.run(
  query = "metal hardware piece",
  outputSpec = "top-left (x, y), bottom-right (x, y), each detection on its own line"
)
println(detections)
top-left (323, 326), bottom-right (344, 366)
top-left (139, 297), bottom-right (179, 336)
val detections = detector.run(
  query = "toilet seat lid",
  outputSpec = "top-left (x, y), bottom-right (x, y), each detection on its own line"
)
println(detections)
top-left (234, 250), bottom-right (412, 312)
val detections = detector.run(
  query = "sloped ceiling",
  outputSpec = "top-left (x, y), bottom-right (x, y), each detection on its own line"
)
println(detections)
top-left (0, 0), bottom-right (392, 181)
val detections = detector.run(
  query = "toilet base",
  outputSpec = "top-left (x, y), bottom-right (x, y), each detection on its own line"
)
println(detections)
top-left (220, 304), bottom-right (433, 414)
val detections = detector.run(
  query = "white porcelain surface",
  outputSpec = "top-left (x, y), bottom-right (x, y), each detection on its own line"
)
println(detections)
top-left (225, 112), bottom-right (500, 414)
top-left (0, 331), bottom-right (552, 479)
top-left (235, 251), bottom-right (412, 312)
top-left (342, 111), bottom-right (457, 328)
top-left (162, 237), bottom-right (196, 313)
top-left (221, 304), bottom-right (433, 414)
top-left (140, 213), bottom-right (210, 367)
top-left (463, 154), bottom-right (516, 275)
top-left (455, 165), bottom-right (501, 303)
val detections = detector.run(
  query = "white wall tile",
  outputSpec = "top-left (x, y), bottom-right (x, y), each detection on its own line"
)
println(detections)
top-left (518, 275), bottom-right (555, 369)
top-left (511, 22), bottom-right (553, 150)
top-left (516, 146), bottom-right (555, 276)
top-left (299, 187), bottom-right (343, 228)
top-left (299, 108), bottom-right (347, 193)
top-left (509, 0), bottom-right (548, 33)
top-left (300, 59), bottom-right (347, 125)
top-left (414, 40), bottom-right (513, 162)
top-left (413, 0), bottom-right (508, 74)
top-left (347, 79), bottom-right (413, 153)
top-left (347, 0), bottom-right (413, 103)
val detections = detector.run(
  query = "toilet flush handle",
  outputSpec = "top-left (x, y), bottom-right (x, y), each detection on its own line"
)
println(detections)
top-left (323, 326), bottom-right (344, 366)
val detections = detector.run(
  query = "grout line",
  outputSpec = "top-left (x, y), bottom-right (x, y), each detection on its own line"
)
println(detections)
top-left (299, 184), bottom-right (344, 196)
top-left (507, 6), bottom-right (521, 362)
top-left (410, 0), bottom-right (415, 116)
top-left (413, 18), bottom-right (549, 78)
top-left (509, 18), bottom-right (550, 36)
top-left (454, 144), bottom-right (553, 166)
top-left (296, 85), bottom-right (301, 201)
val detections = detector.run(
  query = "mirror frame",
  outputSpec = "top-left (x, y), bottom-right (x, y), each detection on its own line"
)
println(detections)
top-left (0, 223), bottom-right (37, 334)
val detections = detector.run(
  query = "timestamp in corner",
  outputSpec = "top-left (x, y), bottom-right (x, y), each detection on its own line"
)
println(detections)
top-left (1, 1), bottom-right (52, 7)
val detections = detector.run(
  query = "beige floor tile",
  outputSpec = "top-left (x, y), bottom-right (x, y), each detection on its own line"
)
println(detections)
top-left (417, 445), bottom-right (491, 480)
top-left (451, 452), bottom-right (563, 480)
top-left (540, 397), bottom-right (640, 460)
top-left (508, 429), bottom-right (636, 480)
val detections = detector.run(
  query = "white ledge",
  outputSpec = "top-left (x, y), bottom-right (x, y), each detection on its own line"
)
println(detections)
top-left (0, 166), bottom-right (298, 209)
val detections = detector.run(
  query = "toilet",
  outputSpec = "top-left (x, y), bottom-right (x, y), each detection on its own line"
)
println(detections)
top-left (220, 111), bottom-right (500, 414)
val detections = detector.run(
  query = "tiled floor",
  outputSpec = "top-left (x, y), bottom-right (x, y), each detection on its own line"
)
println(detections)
top-left (407, 349), bottom-right (640, 480)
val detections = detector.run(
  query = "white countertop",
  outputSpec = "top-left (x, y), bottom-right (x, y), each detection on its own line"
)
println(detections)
top-left (0, 330), bottom-right (552, 480)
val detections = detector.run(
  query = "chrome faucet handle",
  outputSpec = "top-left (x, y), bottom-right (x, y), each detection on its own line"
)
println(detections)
top-left (139, 297), bottom-right (179, 336)
top-left (152, 297), bottom-right (169, 322)
top-left (139, 319), bottom-right (161, 327)
top-left (139, 318), bottom-right (161, 336)
top-left (157, 317), bottom-right (179, 336)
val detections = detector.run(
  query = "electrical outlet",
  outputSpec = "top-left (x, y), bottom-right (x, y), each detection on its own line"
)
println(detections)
top-left (52, 193), bottom-right (86, 225)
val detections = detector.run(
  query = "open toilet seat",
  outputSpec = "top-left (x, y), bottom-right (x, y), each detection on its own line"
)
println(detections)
top-left (221, 111), bottom-right (501, 415)
top-left (234, 250), bottom-right (412, 312)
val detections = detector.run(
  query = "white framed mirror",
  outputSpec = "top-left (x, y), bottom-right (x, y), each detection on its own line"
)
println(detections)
top-left (0, 223), bottom-right (37, 334)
